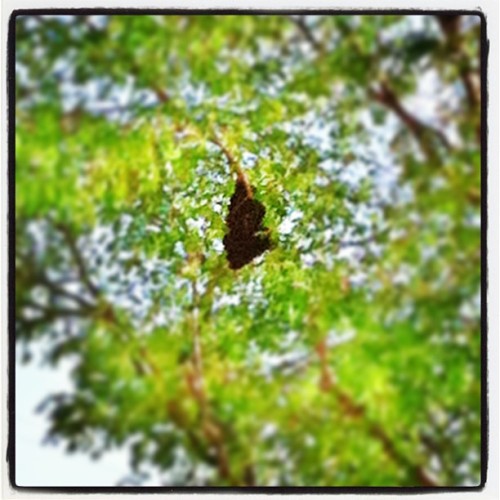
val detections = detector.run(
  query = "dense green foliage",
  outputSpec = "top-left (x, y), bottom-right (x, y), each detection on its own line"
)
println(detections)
top-left (15, 14), bottom-right (482, 487)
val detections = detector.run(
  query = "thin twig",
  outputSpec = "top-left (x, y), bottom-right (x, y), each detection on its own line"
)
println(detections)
top-left (211, 135), bottom-right (254, 203)
top-left (339, 228), bottom-right (391, 248)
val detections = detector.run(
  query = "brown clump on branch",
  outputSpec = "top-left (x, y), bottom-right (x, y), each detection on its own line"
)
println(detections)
top-left (223, 172), bottom-right (272, 270)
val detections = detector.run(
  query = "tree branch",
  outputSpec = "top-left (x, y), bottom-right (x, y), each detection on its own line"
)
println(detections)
top-left (315, 338), bottom-right (440, 487)
top-left (210, 135), bottom-right (253, 198)
top-left (54, 223), bottom-right (100, 298)
top-left (287, 14), bottom-right (453, 160)
top-left (186, 277), bottom-right (235, 484)
top-left (38, 273), bottom-right (96, 310)
top-left (370, 81), bottom-right (452, 156)
top-left (17, 304), bottom-right (92, 336)
top-left (188, 279), bottom-right (208, 414)
top-left (21, 298), bottom-right (92, 318)
top-left (436, 15), bottom-right (480, 109)
top-left (338, 228), bottom-right (391, 248)
top-left (288, 15), bottom-right (324, 53)
top-left (130, 62), bottom-right (170, 104)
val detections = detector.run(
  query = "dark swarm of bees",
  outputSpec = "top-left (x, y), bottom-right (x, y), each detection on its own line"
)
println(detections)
top-left (223, 174), bottom-right (272, 270)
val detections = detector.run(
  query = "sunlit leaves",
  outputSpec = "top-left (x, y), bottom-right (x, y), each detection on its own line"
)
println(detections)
top-left (15, 14), bottom-right (481, 487)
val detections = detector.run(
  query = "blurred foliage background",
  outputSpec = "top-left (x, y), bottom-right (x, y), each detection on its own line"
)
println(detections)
top-left (15, 14), bottom-right (482, 487)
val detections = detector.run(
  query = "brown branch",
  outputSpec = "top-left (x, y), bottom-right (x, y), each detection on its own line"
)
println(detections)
top-left (370, 81), bottom-right (452, 155)
top-left (138, 345), bottom-right (160, 376)
top-left (200, 263), bottom-right (231, 321)
top-left (460, 70), bottom-right (480, 109)
top-left (54, 223), bottom-right (100, 298)
top-left (339, 228), bottom-right (391, 248)
top-left (38, 274), bottom-right (96, 310)
top-left (20, 248), bottom-right (96, 311)
top-left (288, 15), bottom-right (324, 53)
top-left (188, 279), bottom-right (208, 413)
top-left (467, 187), bottom-right (481, 205)
top-left (21, 298), bottom-right (91, 318)
top-left (288, 13), bottom-right (452, 161)
top-left (436, 15), bottom-right (480, 110)
top-left (130, 61), bottom-right (170, 104)
top-left (315, 338), bottom-right (440, 487)
top-left (166, 399), bottom-right (219, 467)
top-left (186, 278), bottom-right (235, 484)
top-left (210, 135), bottom-right (252, 197)
top-left (152, 86), bottom-right (170, 104)
top-left (17, 305), bottom-right (92, 335)
top-left (315, 338), bottom-right (334, 392)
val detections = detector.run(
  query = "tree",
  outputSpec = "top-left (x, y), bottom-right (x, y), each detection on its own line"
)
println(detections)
top-left (14, 13), bottom-right (482, 487)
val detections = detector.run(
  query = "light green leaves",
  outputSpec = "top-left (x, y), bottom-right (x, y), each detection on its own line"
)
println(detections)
top-left (15, 14), bottom-right (481, 487)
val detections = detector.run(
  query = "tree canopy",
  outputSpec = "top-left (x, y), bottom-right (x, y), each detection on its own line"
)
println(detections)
top-left (14, 13), bottom-right (482, 487)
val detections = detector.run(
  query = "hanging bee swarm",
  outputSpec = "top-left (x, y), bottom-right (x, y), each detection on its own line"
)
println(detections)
top-left (223, 174), bottom-right (272, 270)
